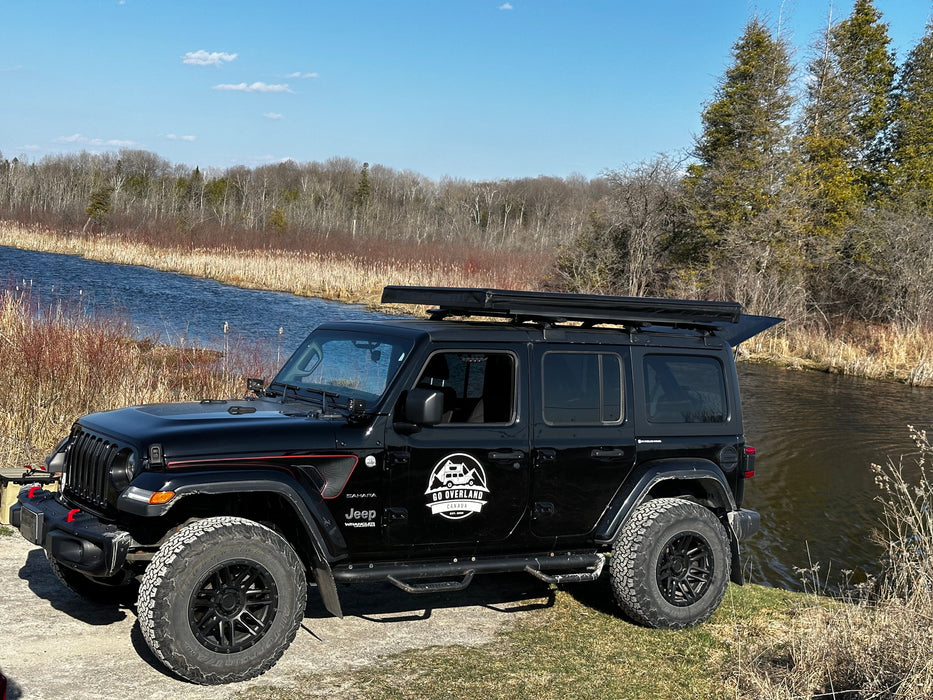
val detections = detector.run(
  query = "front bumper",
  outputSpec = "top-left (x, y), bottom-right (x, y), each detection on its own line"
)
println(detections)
top-left (10, 487), bottom-right (133, 577)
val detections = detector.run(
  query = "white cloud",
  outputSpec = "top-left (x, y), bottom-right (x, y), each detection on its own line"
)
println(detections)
top-left (166, 134), bottom-right (197, 141)
top-left (213, 82), bottom-right (293, 93)
top-left (499, 3), bottom-right (513, 9)
top-left (183, 50), bottom-right (238, 67)
top-left (246, 154), bottom-right (284, 166)
top-left (54, 133), bottom-right (137, 147)
top-left (263, 113), bottom-right (283, 120)
top-left (286, 71), bottom-right (318, 79)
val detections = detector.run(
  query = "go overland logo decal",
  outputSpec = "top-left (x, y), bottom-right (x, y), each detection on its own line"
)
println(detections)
top-left (425, 453), bottom-right (490, 520)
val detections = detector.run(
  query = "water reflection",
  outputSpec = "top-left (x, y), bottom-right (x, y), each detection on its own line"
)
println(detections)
top-left (740, 364), bottom-right (933, 590)
top-left (1, 245), bottom-right (393, 359)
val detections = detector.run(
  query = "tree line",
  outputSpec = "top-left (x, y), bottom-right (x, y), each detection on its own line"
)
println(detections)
top-left (3, 0), bottom-right (933, 328)
top-left (0, 149), bottom-right (606, 255)
top-left (560, 0), bottom-right (933, 328)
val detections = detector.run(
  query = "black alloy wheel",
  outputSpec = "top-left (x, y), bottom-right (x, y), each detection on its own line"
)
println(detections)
top-left (655, 531), bottom-right (714, 607)
top-left (188, 559), bottom-right (279, 654)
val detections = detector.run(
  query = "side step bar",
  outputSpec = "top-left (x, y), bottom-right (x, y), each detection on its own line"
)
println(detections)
top-left (524, 553), bottom-right (604, 584)
top-left (388, 571), bottom-right (475, 594)
top-left (332, 552), bottom-right (606, 593)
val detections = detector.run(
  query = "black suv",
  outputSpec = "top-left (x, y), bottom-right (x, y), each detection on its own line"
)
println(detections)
top-left (10, 286), bottom-right (779, 685)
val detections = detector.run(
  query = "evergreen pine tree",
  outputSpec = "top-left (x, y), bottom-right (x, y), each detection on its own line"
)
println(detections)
top-left (831, 0), bottom-right (896, 196)
top-left (684, 17), bottom-right (794, 250)
top-left (796, 0), bottom-right (895, 238)
top-left (353, 162), bottom-right (371, 209)
top-left (889, 19), bottom-right (933, 204)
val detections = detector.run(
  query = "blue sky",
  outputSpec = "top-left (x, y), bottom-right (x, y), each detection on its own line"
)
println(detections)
top-left (2, 1), bottom-right (931, 181)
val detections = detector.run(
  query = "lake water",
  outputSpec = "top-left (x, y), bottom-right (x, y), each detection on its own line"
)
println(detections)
top-left (0, 245), bottom-right (394, 363)
top-left (3, 244), bottom-right (932, 591)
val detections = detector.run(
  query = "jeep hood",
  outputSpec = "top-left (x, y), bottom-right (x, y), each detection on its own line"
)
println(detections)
top-left (76, 398), bottom-right (342, 459)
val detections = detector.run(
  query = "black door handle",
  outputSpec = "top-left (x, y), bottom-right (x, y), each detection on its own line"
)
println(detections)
top-left (591, 448), bottom-right (626, 459)
top-left (489, 450), bottom-right (525, 461)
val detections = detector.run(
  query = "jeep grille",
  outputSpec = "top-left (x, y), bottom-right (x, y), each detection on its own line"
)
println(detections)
top-left (63, 428), bottom-right (123, 513)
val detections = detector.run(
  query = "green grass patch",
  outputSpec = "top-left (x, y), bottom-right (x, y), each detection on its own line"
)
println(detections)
top-left (0, 525), bottom-right (14, 537)
top-left (239, 582), bottom-right (807, 700)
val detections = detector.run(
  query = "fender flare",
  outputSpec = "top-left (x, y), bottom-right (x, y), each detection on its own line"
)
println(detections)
top-left (594, 458), bottom-right (746, 584)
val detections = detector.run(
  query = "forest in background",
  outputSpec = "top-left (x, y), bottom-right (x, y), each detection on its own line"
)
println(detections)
top-left (2, 0), bottom-right (933, 335)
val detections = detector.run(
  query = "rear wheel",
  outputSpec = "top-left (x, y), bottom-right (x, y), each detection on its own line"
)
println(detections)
top-left (137, 517), bottom-right (307, 685)
top-left (609, 498), bottom-right (730, 628)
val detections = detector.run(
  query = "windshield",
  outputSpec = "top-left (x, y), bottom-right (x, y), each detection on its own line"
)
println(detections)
top-left (271, 329), bottom-right (413, 405)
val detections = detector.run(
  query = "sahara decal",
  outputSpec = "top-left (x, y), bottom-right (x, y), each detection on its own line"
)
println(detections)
top-left (425, 453), bottom-right (490, 520)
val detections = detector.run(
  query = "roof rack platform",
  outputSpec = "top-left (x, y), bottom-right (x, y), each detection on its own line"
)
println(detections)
top-left (380, 286), bottom-right (783, 346)
top-left (382, 285), bottom-right (740, 326)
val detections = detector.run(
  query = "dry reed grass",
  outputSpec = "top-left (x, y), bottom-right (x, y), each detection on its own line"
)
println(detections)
top-left (0, 221), bottom-right (543, 307)
top-left (0, 289), bottom-right (268, 468)
top-left (736, 427), bottom-right (933, 698)
top-left (740, 323), bottom-right (933, 387)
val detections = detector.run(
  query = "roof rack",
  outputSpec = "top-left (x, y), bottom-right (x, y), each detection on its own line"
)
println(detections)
top-left (381, 286), bottom-right (741, 328)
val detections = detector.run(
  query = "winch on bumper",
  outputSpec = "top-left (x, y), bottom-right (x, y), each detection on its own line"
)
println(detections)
top-left (10, 487), bottom-right (133, 577)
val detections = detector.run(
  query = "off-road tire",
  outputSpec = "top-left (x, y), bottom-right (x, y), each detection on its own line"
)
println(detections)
top-left (609, 497), bottom-right (730, 629)
top-left (47, 554), bottom-right (138, 605)
top-left (137, 517), bottom-right (307, 685)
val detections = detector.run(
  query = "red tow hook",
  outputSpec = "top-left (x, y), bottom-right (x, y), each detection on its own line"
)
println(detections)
top-left (66, 509), bottom-right (81, 523)
top-left (27, 486), bottom-right (42, 498)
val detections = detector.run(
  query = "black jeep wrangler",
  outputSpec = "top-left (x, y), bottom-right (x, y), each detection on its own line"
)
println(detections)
top-left (10, 286), bottom-right (779, 684)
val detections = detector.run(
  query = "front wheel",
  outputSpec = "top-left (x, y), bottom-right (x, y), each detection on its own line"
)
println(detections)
top-left (609, 498), bottom-right (730, 629)
top-left (137, 517), bottom-right (307, 685)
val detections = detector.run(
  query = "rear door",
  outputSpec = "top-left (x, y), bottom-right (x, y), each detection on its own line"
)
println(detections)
top-left (530, 345), bottom-right (636, 538)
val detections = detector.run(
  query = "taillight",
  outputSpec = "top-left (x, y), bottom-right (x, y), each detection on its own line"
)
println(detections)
top-left (744, 446), bottom-right (756, 478)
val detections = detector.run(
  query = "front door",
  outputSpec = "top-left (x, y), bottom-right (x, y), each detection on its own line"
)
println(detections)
top-left (530, 346), bottom-right (636, 539)
top-left (386, 347), bottom-right (530, 549)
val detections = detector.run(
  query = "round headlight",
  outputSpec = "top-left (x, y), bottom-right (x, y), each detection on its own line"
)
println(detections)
top-left (110, 449), bottom-right (138, 490)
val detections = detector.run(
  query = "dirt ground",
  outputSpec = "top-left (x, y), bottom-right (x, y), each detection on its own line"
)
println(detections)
top-left (0, 531), bottom-right (554, 700)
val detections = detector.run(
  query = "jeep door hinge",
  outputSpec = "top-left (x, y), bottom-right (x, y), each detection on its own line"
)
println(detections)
top-left (534, 448), bottom-right (557, 469)
top-left (386, 450), bottom-right (410, 467)
top-left (385, 507), bottom-right (408, 523)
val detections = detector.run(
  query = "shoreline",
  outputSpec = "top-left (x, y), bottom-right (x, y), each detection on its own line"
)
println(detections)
top-left (2, 221), bottom-right (931, 387)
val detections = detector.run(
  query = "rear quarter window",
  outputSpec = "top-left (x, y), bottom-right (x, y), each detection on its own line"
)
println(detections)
top-left (643, 355), bottom-right (727, 424)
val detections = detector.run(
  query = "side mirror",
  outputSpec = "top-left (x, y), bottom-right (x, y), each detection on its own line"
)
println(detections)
top-left (405, 388), bottom-right (444, 426)
top-left (247, 378), bottom-right (265, 396)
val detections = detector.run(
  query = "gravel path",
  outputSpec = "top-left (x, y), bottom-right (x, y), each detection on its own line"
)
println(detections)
top-left (0, 532), bottom-right (553, 699)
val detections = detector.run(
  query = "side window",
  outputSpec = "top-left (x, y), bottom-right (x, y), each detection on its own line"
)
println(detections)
top-left (542, 352), bottom-right (623, 425)
top-left (643, 355), bottom-right (727, 423)
top-left (415, 352), bottom-right (515, 424)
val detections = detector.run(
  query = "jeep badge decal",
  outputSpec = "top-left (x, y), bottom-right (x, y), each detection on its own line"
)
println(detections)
top-left (425, 453), bottom-right (490, 520)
